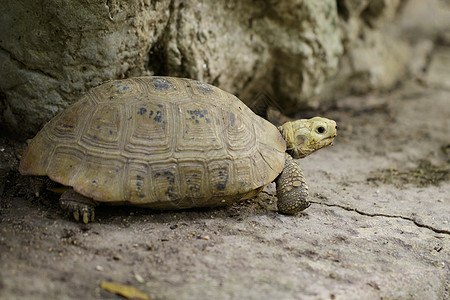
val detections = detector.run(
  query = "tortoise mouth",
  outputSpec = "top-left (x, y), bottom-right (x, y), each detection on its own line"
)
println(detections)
top-left (318, 130), bottom-right (337, 144)
top-left (310, 135), bottom-right (336, 146)
top-left (320, 136), bottom-right (336, 146)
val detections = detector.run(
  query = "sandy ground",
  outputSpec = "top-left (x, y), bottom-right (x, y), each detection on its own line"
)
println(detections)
top-left (0, 48), bottom-right (449, 299)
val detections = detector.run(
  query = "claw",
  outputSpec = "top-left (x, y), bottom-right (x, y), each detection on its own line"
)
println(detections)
top-left (82, 211), bottom-right (89, 224)
top-left (59, 188), bottom-right (98, 223)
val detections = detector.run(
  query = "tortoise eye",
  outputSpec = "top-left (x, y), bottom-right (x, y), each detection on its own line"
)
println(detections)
top-left (317, 126), bottom-right (325, 134)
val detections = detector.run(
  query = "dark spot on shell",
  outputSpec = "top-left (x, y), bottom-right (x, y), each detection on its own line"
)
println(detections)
top-left (164, 171), bottom-right (175, 184)
top-left (205, 118), bottom-right (211, 123)
top-left (196, 82), bottom-right (214, 94)
top-left (136, 175), bottom-right (143, 189)
top-left (139, 107), bottom-right (147, 115)
top-left (215, 167), bottom-right (229, 191)
top-left (154, 171), bottom-right (177, 200)
top-left (149, 110), bottom-right (154, 117)
top-left (195, 120), bottom-right (199, 124)
top-left (115, 84), bottom-right (130, 94)
top-left (154, 111), bottom-right (163, 122)
top-left (157, 104), bottom-right (163, 108)
top-left (189, 185), bottom-right (202, 198)
top-left (96, 125), bottom-right (101, 129)
top-left (155, 171), bottom-right (174, 184)
top-left (165, 187), bottom-right (177, 200)
top-left (151, 78), bottom-right (175, 90)
top-left (109, 130), bottom-right (113, 135)
top-left (229, 112), bottom-right (235, 126)
top-left (187, 109), bottom-right (206, 118)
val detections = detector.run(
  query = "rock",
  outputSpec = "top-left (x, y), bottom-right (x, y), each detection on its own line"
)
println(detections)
top-left (318, 0), bottom-right (450, 106)
top-left (0, 0), bottom-right (171, 136)
top-left (395, 0), bottom-right (450, 42)
top-left (0, 0), bottom-right (343, 135)
top-left (0, 0), bottom-right (446, 136)
top-left (425, 47), bottom-right (450, 90)
top-left (319, 0), bottom-right (407, 103)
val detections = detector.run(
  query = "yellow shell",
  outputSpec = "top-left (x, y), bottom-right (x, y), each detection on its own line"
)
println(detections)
top-left (20, 77), bottom-right (286, 209)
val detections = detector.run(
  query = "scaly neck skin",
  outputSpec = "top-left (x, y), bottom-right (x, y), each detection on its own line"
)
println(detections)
top-left (278, 121), bottom-right (307, 159)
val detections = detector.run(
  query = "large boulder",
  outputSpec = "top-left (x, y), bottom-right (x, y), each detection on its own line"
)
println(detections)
top-left (0, 0), bottom-right (342, 136)
top-left (1, 0), bottom-right (445, 136)
top-left (0, 0), bottom-right (172, 136)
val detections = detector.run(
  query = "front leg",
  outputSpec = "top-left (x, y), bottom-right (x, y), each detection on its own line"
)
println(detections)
top-left (276, 153), bottom-right (310, 215)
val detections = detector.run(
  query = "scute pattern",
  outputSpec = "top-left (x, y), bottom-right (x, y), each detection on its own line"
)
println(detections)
top-left (20, 76), bottom-right (286, 209)
top-left (125, 101), bottom-right (172, 156)
top-left (177, 102), bottom-right (222, 152)
top-left (80, 104), bottom-right (122, 152)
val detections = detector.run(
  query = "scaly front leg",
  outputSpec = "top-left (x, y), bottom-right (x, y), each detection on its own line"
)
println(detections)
top-left (276, 154), bottom-right (310, 215)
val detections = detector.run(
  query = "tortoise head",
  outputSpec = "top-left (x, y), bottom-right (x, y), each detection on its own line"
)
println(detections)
top-left (278, 117), bottom-right (337, 159)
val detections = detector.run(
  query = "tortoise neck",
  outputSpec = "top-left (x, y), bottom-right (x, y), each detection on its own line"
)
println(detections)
top-left (278, 122), bottom-right (295, 155)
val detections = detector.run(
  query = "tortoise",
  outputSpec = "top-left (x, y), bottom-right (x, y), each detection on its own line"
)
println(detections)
top-left (19, 76), bottom-right (337, 223)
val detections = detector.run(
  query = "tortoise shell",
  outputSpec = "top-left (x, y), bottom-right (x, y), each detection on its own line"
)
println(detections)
top-left (19, 77), bottom-right (286, 209)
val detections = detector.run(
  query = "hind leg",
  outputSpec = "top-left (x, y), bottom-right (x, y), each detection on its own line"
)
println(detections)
top-left (59, 188), bottom-right (98, 224)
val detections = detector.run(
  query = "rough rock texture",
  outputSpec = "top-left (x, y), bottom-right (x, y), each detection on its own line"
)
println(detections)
top-left (0, 0), bottom-right (171, 136)
top-left (1, 0), bottom-right (448, 136)
top-left (319, 0), bottom-right (450, 103)
top-left (319, 0), bottom-right (407, 101)
top-left (0, 0), bottom-right (369, 136)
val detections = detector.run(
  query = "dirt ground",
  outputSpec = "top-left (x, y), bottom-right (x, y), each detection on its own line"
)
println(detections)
top-left (1, 48), bottom-right (449, 299)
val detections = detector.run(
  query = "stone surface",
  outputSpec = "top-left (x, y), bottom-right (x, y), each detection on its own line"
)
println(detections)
top-left (320, 0), bottom-right (404, 102)
top-left (425, 47), bottom-right (450, 90)
top-left (395, 0), bottom-right (450, 41)
top-left (0, 0), bottom-right (171, 136)
top-left (3, 0), bottom-right (447, 135)
top-left (1, 0), bottom-right (426, 136)
top-left (319, 0), bottom-right (450, 105)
